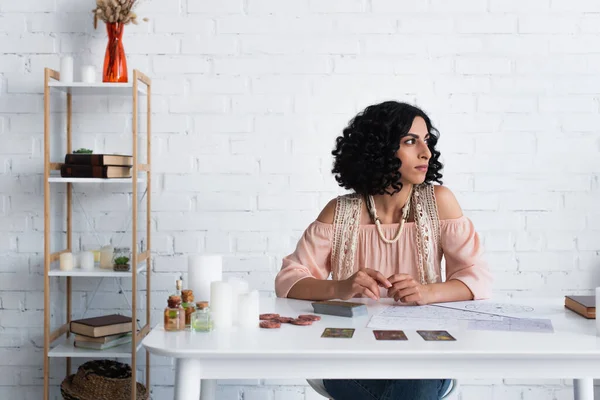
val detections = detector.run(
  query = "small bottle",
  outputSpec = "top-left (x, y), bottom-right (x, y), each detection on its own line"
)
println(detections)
top-left (175, 276), bottom-right (183, 297)
top-left (191, 301), bottom-right (213, 332)
top-left (164, 295), bottom-right (185, 332)
top-left (181, 289), bottom-right (196, 328)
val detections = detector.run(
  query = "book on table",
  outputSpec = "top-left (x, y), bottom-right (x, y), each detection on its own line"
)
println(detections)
top-left (564, 295), bottom-right (595, 319)
top-left (64, 153), bottom-right (133, 167)
top-left (70, 314), bottom-right (132, 338)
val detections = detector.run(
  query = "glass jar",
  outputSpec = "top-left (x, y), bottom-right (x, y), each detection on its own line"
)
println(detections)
top-left (112, 246), bottom-right (131, 271)
top-left (191, 301), bottom-right (213, 332)
top-left (181, 290), bottom-right (196, 328)
top-left (164, 295), bottom-right (185, 332)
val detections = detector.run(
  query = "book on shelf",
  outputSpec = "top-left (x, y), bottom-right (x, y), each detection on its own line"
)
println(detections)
top-left (73, 332), bottom-right (130, 344)
top-left (564, 295), bottom-right (595, 319)
top-left (70, 314), bottom-right (132, 338)
top-left (64, 153), bottom-right (133, 167)
top-left (74, 333), bottom-right (132, 350)
top-left (60, 164), bottom-right (132, 179)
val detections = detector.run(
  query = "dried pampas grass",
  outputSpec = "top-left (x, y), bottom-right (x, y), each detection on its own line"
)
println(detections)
top-left (92, 0), bottom-right (148, 29)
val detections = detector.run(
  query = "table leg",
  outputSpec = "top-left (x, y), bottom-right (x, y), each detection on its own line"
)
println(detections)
top-left (573, 378), bottom-right (594, 400)
top-left (200, 379), bottom-right (217, 400)
top-left (174, 359), bottom-right (202, 400)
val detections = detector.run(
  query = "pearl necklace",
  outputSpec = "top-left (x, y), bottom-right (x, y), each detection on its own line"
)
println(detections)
top-left (367, 186), bottom-right (413, 244)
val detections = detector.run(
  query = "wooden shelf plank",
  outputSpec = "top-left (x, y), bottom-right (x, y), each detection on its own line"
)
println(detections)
top-left (49, 336), bottom-right (143, 358)
top-left (48, 81), bottom-right (146, 95)
top-left (48, 262), bottom-right (146, 277)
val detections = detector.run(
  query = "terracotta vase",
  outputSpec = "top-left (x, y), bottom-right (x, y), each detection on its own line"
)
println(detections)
top-left (102, 22), bottom-right (128, 83)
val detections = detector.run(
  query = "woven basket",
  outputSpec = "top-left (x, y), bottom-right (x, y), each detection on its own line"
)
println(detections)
top-left (61, 360), bottom-right (148, 400)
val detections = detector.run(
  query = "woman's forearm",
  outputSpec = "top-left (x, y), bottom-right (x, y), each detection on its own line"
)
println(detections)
top-left (425, 279), bottom-right (473, 304)
top-left (286, 277), bottom-right (340, 301)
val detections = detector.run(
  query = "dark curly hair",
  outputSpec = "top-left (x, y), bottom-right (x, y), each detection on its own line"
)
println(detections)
top-left (331, 101), bottom-right (443, 196)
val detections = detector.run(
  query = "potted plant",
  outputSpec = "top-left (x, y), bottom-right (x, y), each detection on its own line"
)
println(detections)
top-left (113, 256), bottom-right (130, 272)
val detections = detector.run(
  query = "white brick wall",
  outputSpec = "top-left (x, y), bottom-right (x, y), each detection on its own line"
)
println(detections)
top-left (1, 0), bottom-right (600, 399)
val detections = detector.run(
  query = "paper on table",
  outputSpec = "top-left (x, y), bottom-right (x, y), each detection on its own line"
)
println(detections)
top-left (430, 300), bottom-right (540, 319)
top-left (367, 315), bottom-right (460, 330)
top-left (468, 318), bottom-right (554, 333)
top-left (375, 305), bottom-right (503, 321)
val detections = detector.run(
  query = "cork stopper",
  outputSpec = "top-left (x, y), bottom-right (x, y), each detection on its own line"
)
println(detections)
top-left (167, 295), bottom-right (181, 308)
top-left (182, 289), bottom-right (194, 303)
top-left (176, 279), bottom-right (182, 291)
top-left (195, 301), bottom-right (209, 310)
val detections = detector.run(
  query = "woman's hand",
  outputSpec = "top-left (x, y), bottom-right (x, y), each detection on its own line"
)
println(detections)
top-left (387, 274), bottom-right (432, 305)
top-left (335, 269), bottom-right (392, 301)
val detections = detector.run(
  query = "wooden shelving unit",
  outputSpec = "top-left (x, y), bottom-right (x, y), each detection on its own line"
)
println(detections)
top-left (43, 68), bottom-right (152, 400)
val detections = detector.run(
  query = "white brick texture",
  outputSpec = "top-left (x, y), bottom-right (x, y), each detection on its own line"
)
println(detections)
top-left (1, 0), bottom-right (599, 399)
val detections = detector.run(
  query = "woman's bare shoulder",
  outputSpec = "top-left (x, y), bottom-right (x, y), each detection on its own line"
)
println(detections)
top-left (317, 198), bottom-right (337, 224)
top-left (433, 185), bottom-right (463, 220)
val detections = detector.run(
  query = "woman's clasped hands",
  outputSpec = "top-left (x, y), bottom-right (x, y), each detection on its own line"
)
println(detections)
top-left (336, 269), bottom-right (431, 305)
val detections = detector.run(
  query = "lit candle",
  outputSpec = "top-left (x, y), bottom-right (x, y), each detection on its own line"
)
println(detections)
top-left (237, 290), bottom-right (259, 328)
top-left (80, 251), bottom-right (94, 270)
top-left (99, 245), bottom-right (114, 269)
top-left (210, 281), bottom-right (233, 329)
top-left (60, 56), bottom-right (73, 83)
top-left (59, 252), bottom-right (74, 271)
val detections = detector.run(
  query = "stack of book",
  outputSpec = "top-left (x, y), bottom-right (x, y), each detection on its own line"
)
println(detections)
top-left (70, 314), bottom-right (133, 350)
top-left (564, 295), bottom-right (595, 319)
top-left (60, 154), bottom-right (133, 179)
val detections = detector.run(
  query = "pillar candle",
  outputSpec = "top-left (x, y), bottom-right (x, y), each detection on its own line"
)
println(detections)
top-left (80, 251), bottom-right (94, 270)
top-left (99, 245), bottom-right (114, 269)
top-left (237, 290), bottom-right (259, 328)
top-left (210, 281), bottom-right (233, 329)
top-left (60, 56), bottom-right (73, 83)
top-left (81, 65), bottom-right (96, 83)
top-left (188, 255), bottom-right (222, 302)
top-left (228, 277), bottom-right (249, 322)
top-left (59, 252), bottom-right (74, 271)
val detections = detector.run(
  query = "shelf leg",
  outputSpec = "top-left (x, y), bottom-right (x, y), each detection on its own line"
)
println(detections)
top-left (574, 378), bottom-right (594, 400)
top-left (174, 358), bottom-right (202, 400)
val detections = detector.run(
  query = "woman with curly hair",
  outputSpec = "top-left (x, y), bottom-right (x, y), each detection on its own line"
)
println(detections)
top-left (274, 101), bottom-right (492, 400)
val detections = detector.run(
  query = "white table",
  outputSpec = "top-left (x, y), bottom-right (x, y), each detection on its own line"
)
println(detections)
top-left (142, 297), bottom-right (599, 400)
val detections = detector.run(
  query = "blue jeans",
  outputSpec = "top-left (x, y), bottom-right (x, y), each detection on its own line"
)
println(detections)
top-left (323, 379), bottom-right (452, 400)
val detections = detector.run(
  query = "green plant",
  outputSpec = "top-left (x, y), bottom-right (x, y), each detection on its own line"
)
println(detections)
top-left (73, 148), bottom-right (93, 154)
top-left (114, 256), bottom-right (129, 265)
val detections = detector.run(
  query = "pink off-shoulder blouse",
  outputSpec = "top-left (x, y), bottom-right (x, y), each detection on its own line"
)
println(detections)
top-left (275, 216), bottom-right (492, 299)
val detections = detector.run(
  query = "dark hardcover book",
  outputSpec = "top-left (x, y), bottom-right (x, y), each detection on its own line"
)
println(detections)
top-left (64, 153), bottom-right (133, 167)
top-left (565, 295), bottom-right (595, 319)
top-left (60, 164), bottom-right (131, 179)
top-left (312, 300), bottom-right (368, 318)
top-left (70, 314), bottom-right (132, 338)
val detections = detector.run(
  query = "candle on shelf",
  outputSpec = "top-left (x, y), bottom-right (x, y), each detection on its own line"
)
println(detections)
top-left (99, 245), bottom-right (114, 269)
top-left (210, 281), bottom-right (233, 329)
top-left (60, 56), bottom-right (73, 83)
top-left (80, 251), bottom-right (94, 270)
top-left (81, 65), bottom-right (96, 83)
top-left (237, 290), bottom-right (259, 328)
top-left (228, 277), bottom-right (249, 322)
top-left (188, 255), bottom-right (222, 302)
top-left (59, 252), bottom-right (74, 271)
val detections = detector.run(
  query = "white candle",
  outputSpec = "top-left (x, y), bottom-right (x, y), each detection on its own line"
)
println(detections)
top-left (188, 255), bottom-right (222, 302)
top-left (228, 277), bottom-right (249, 322)
top-left (210, 281), bottom-right (233, 329)
top-left (99, 245), bottom-right (114, 269)
top-left (596, 287), bottom-right (600, 336)
top-left (81, 65), bottom-right (96, 83)
top-left (237, 290), bottom-right (259, 328)
top-left (80, 251), bottom-right (94, 270)
top-left (60, 56), bottom-right (73, 83)
top-left (60, 252), bottom-right (74, 271)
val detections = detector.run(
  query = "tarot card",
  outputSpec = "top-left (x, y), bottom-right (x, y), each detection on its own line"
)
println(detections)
top-left (321, 328), bottom-right (355, 338)
top-left (373, 330), bottom-right (408, 341)
top-left (417, 330), bottom-right (456, 341)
